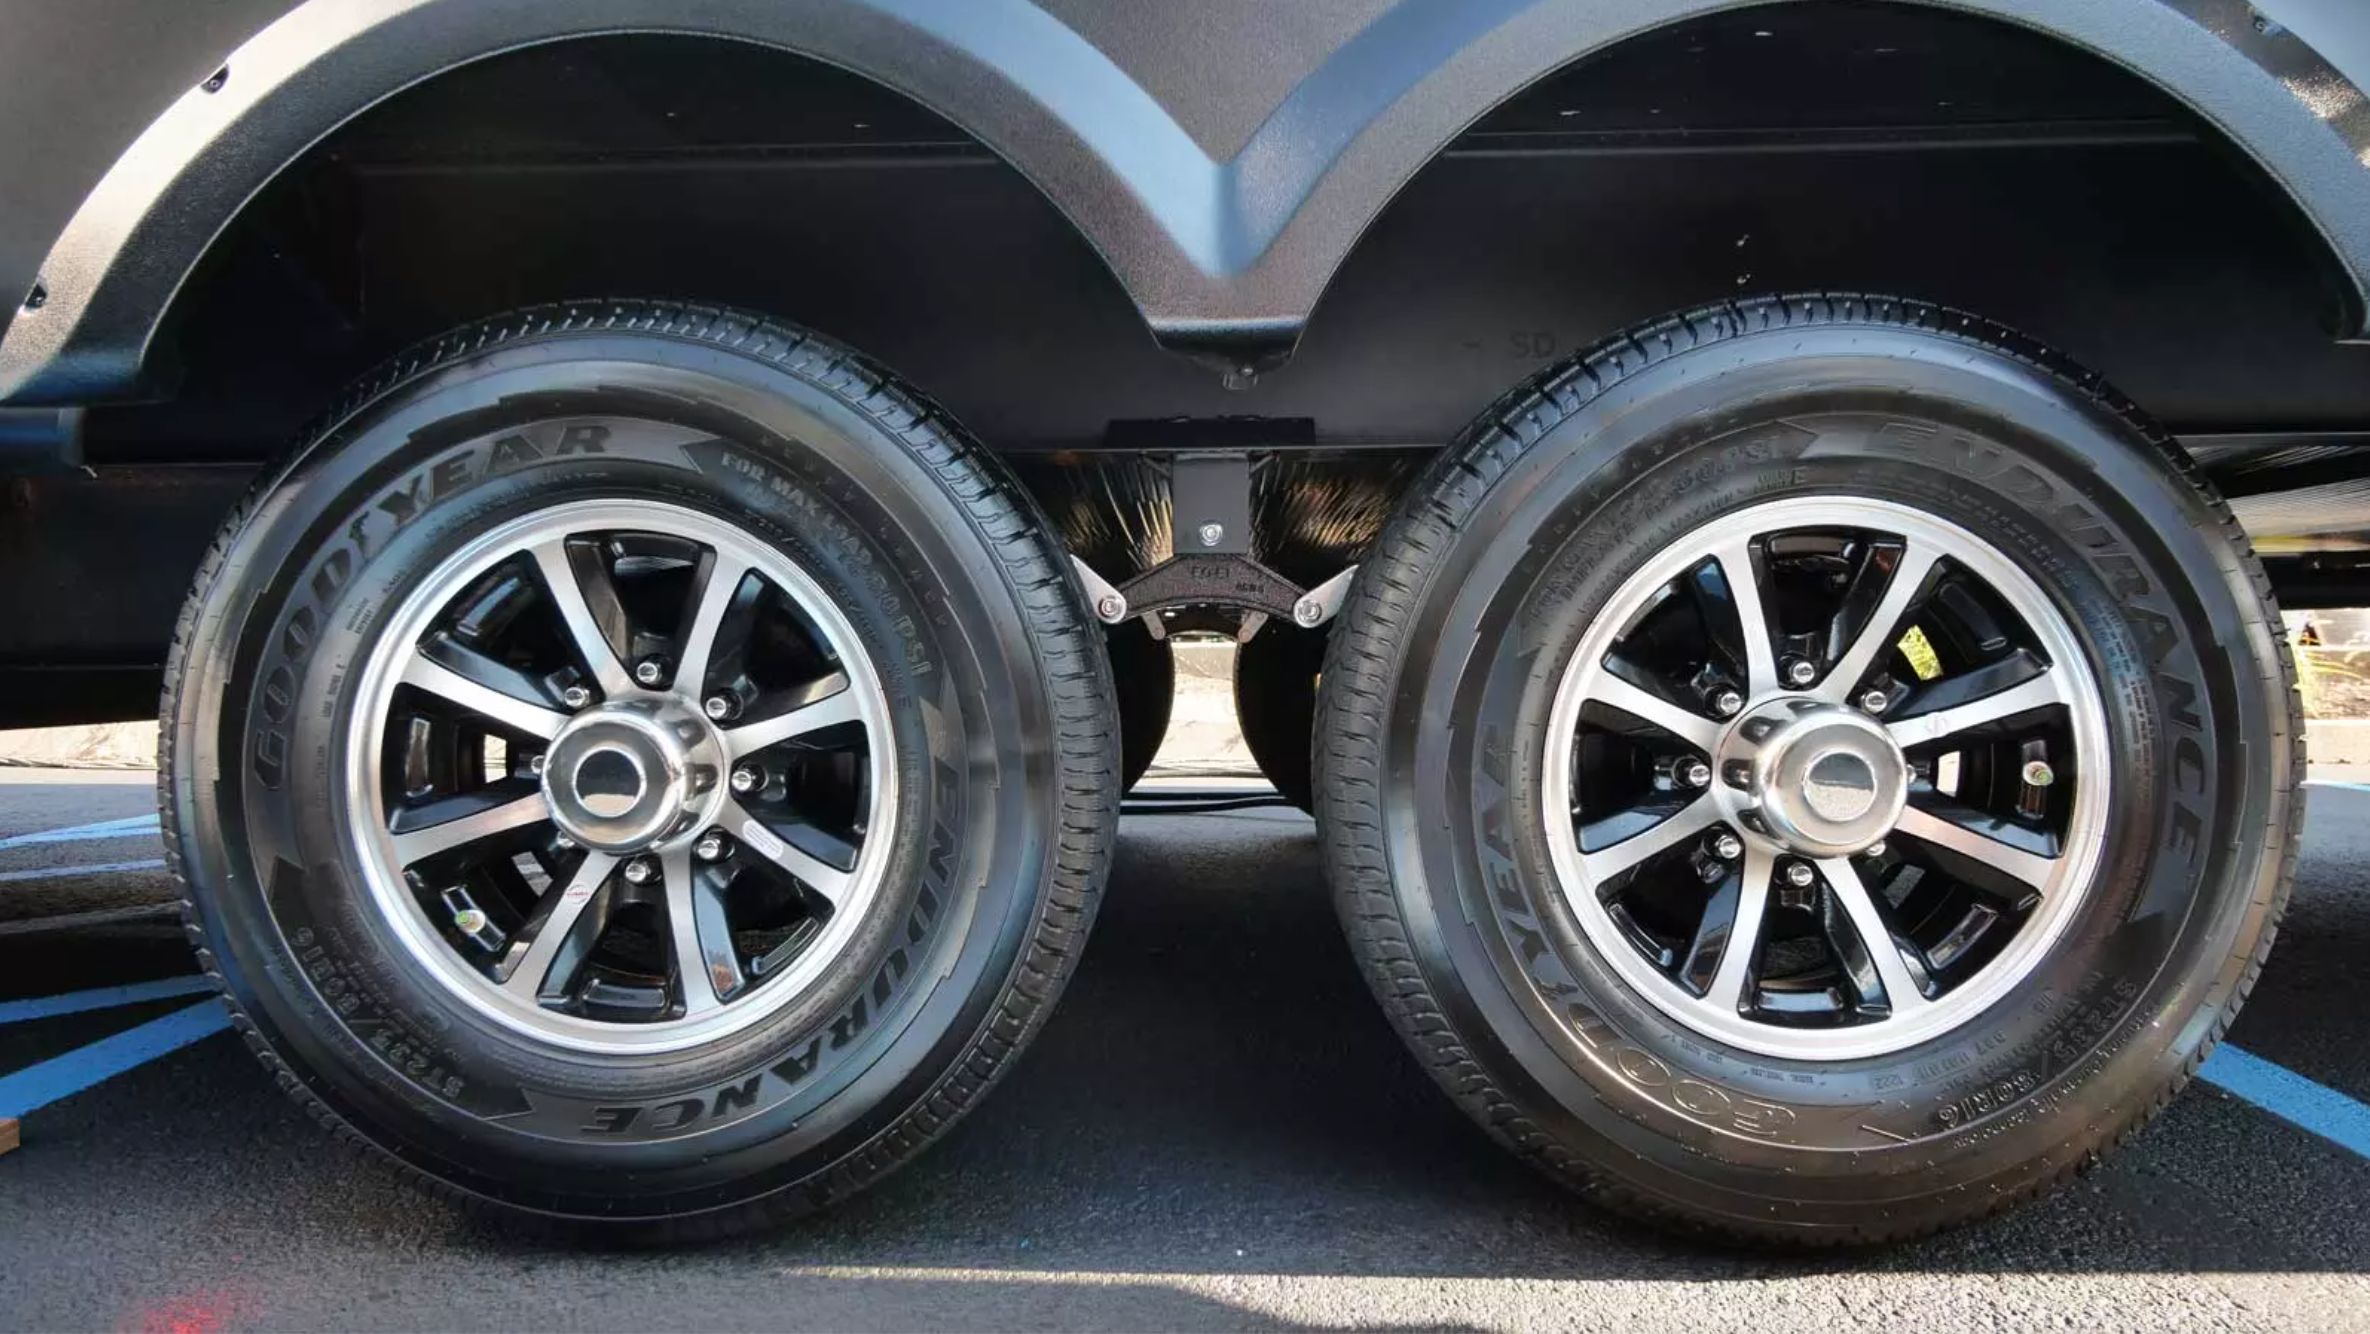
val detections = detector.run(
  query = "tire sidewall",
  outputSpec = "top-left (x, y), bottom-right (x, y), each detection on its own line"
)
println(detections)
top-left (1344, 328), bottom-right (2291, 1227)
top-left (169, 332), bottom-right (1074, 1218)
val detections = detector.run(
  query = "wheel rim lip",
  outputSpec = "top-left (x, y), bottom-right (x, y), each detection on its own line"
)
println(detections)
top-left (1539, 496), bottom-right (2111, 1062)
top-left (343, 498), bottom-right (901, 1056)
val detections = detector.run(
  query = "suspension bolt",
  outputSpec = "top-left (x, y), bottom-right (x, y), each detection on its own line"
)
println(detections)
top-left (1676, 757), bottom-right (1712, 789)
top-left (1782, 860), bottom-right (1817, 889)
top-left (559, 683), bottom-right (592, 710)
top-left (633, 656), bottom-right (669, 688)
top-left (704, 693), bottom-right (739, 722)
top-left (2022, 759), bottom-right (2055, 788)
top-left (622, 857), bottom-right (657, 886)
top-left (693, 829), bottom-right (731, 862)
top-left (729, 764), bottom-right (763, 796)
top-left (1710, 687), bottom-right (1745, 718)
top-left (1861, 840), bottom-right (1887, 860)
top-left (1707, 830), bottom-right (1744, 861)
top-left (1859, 687), bottom-right (1890, 715)
top-left (1784, 658), bottom-right (1818, 688)
top-left (1096, 593), bottom-right (1126, 621)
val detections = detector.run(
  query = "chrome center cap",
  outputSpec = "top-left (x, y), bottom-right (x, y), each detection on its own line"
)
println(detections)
top-left (542, 699), bottom-right (724, 853)
top-left (1717, 699), bottom-right (1907, 858)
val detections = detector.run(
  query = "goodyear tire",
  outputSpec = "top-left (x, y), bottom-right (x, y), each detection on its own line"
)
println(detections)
top-left (1108, 621), bottom-right (1174, 791)
top-left (162, 301), bottom-right (1117, 1236)
top-left (1234, 623), bottom-right (1323, 812)
top-left (1316, 295), bottom-right (2299, 1244)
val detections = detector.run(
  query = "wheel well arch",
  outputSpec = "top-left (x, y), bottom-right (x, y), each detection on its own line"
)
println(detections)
top-left (2, 0), bottom-right (2368, 405)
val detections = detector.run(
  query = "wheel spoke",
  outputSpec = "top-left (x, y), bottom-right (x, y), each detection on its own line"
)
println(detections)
top-left (1894, 804), bottom-right (2058, 892)
top-left (1586, 671), bottom-right (1719, 752)
top-left (1691, 845), bottom-right (1773, 1013)
top-left (529, 537), bottom-right (634, 698)
top-left (670, 552), bottom-right (752, 700)
top-left (663, 845), bottom-right (742, 1015)
top-left (722, 797), bottom-right (853, 905)
top-left (1817, 858), bottom-right (1932, 1015)
top-left (401, 648), bottom-right (568, 740)
top-left (1887, 669), bottom-right (2065, 749)
top-left (1580, 794), bottom-right (1719, 884)
top-left (1711, 539), bottom-right (1779, 697)
top-left (1817, 541), bottom-right (1939, 701)
top-left (390, 790), bottom-right (551, 865)
top-left (723, 674), bottom-right (863, 759)
top-left (499, 852), bottom-right (618, 1000)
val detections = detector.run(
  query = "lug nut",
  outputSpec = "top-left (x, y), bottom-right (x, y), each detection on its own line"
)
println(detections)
top-left (730, 764), bottom-right (762, 796)
top-left (1859, 688), bottom-right (1889, 715)
top-left (1707, 830), bottom-right (1744, 861)
top-left (633, 657), bottom-right (668, 687)
top-left (552, 833), bottom-right (577, 852)
top-left (1782, 860), bottom-right (1816, 888)
top-left (1197, 521), bottom-right (1225, 548)
top-left (704, 694), bottom-right (739, 722)
top-left (559, 683), bottom-right (592, 710)
top-left (1676, 758), bottom-right (1712, 789)
top-left (1711, 687), bottom-right (1745, 718)
top-left (622, 857), bottom-right (657, 885)
top-left (2022, 759), bottom-right (2055, 788)
top-left (1784, 658), bottom-right (1818, 688)
top-left (1861, 840), bottom-right (1887, 860)
top-left (528, 753), bottom-right (546, 777)
top-left (693, 829), bottom-right (730, 862)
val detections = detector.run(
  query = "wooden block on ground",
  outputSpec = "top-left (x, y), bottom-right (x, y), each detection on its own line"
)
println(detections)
top-left (0, 1118), bottom-right (17, 1156)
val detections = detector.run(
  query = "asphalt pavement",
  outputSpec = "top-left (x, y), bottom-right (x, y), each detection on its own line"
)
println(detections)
top-left (1, 767), bottom-right (2367, 1331)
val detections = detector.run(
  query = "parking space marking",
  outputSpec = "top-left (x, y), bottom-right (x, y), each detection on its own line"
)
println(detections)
top-left (0, 814), bottom-right (159, 852)
top-left (0, 857), bottom-right (167, 883)
top-left (0, 975), bottom-right (213, 1025)
top-left (0, 1000), bottom-right (229, 1118)
top-left (2198, 1043), bottom-right (2370, 1160)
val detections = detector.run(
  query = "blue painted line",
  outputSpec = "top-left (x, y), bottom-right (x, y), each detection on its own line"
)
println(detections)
top-left (2199, 1044), bottom-right (2370, 1160)
top-left (0, 975), bottom-right (214, 1026)
top-left (0, 1000), bottom-right (230, 1118)
top-left (0, 857), bottom-right (166, 883)
top-left (0, 815), bottom-right (159, 852)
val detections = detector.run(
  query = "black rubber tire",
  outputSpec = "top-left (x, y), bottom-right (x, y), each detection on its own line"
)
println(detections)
top-left (1107, 621), bottom-right (1174, 791)
top-left (160, 300), bottom-right (1118, 1238)
top-left (1315, 294), bottom-right (2300, 1246)
top-left (1234, 623), bottom-right (1324, 812)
